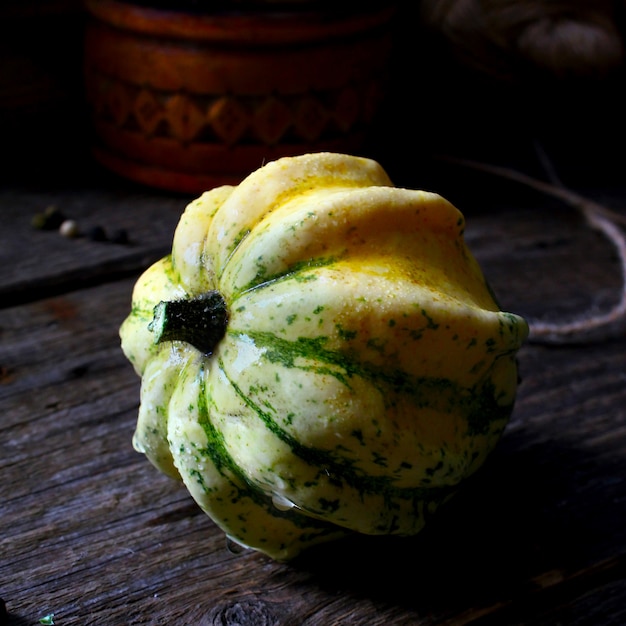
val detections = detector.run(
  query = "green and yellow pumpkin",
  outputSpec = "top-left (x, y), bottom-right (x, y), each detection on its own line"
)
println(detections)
top-left (120, 152), bottom-right (528, 561)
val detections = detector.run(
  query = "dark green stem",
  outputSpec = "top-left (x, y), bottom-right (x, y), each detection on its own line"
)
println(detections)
top-left (149, 291), bottom-right (228, 355)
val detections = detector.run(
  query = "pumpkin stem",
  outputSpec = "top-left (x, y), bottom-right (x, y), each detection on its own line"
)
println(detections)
top-left (149, 291), bottom-right (228, 355)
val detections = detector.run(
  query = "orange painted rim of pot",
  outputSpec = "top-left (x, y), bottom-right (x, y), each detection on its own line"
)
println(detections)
top-left (84, 0), bottom-right (398, 45)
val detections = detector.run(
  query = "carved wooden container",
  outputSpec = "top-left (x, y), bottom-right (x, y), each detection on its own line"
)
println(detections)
top-left (83, 0), bottom-right (397, 193)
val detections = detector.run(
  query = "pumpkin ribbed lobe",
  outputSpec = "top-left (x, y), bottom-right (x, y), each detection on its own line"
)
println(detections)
top-left (149, 291), bottom-right (228, 355)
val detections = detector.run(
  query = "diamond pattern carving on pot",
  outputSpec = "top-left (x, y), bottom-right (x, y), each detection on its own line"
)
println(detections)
top-left (253, 96), bottom-right (292, 145)
top-left (135, 89), bottom-right (165, 136)
top-left (294, 96), bottom-right (329, 141)
top-left (89, 71), bottom-right (381, 146)
top-left (106, 82), bottom-right (131, 127)
top-left (208, 96), bottom-right (249, 145)
top-left (166, 94), bottom-right (206, 143)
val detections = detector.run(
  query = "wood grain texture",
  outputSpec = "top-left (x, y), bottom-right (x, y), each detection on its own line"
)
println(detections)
top-left (1, 173), bottom-right (625, 625)
top-left (0, 185), bottom-right (189, 305)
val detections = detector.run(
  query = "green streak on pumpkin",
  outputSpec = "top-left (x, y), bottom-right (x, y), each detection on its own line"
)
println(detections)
top-left (235, 256), bottom-right (337, 295)
top-left (193, 365), bottom-right (342, 534)
top-left (219, 355), bottom-right (462, 507)
top-left (228, 329), bottom-right (514, 436)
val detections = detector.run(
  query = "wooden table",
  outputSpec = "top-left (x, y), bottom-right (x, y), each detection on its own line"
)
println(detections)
top-left (1, 146), bottom-right (625, 625)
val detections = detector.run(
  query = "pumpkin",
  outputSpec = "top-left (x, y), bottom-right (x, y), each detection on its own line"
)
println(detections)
top-left (119, 152), bottom-right (528, 561)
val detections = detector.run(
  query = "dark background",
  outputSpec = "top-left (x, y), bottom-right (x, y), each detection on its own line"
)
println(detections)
top-left (2, 0), bottom-right (625, 194)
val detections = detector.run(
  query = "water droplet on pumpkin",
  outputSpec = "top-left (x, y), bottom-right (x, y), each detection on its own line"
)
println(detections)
top-left (132, 434), bottom-right (146, 453)
top-left (271, 493), bottom-right (295, 511)
top-left (225, 535), bottom-right (249, 555)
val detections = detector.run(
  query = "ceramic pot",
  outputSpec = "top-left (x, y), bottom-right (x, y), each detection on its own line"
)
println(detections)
top-left (83, 0), bottom-right (398, 193)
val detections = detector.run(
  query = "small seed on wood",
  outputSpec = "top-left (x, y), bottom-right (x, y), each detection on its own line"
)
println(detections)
top-left (60, 220), bottom-right (80, 238)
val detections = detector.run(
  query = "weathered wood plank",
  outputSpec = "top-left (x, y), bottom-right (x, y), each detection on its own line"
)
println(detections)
top-left (0, 186), bottom-right (190, 305)
top-left (1, 263), bottom-right (625, 625)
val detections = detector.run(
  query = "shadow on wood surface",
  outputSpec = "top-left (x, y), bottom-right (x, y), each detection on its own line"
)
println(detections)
top-left (285, 431), bottom-right (625, 623)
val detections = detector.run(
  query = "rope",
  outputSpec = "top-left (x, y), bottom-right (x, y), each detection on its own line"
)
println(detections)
top-left (439, 154), bottom-right (626, 344)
